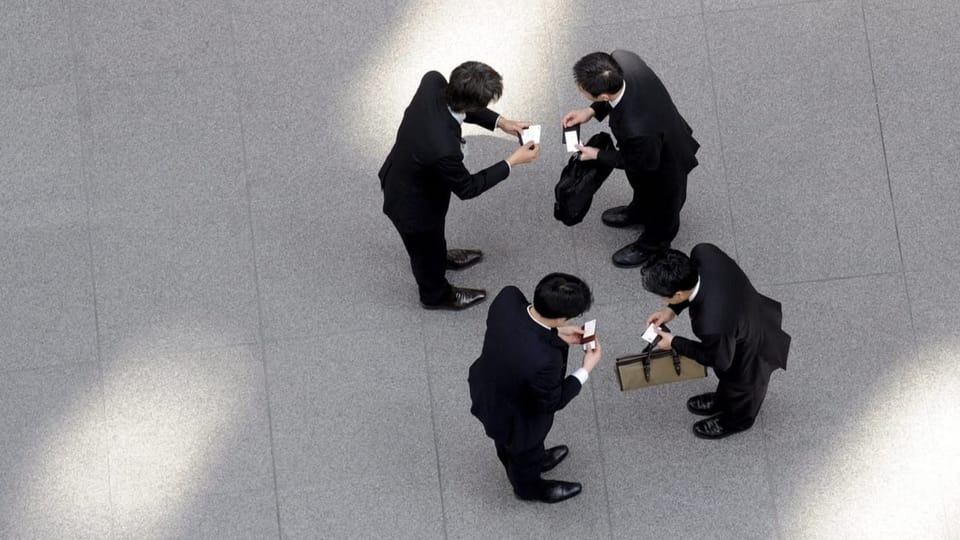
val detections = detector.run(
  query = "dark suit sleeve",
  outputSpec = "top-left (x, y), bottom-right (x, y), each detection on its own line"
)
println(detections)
top-left (591, 101), bottom-right (613, 122)
top-left (669, 300), bottom-right (690, 316)
top-left (672, 333), bottom-right (735, 372)
top-left (465, 108), bottom-right (499, 131)
top-left (435, 155), bottom-right (510, 200)
top-left (528, 364), bottom-right (582, 414)
top-left (596, 134), bottom-right (662, 172)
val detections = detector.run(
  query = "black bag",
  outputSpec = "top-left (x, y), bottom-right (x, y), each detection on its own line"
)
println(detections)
top-left (553, 132), bottom-right (616, 226)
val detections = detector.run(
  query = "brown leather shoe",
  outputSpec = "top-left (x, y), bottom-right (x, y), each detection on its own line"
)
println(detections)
top-left (421, 287), bottom-right (486, 311)
top-left (446, 249), bottom-right (483, 270)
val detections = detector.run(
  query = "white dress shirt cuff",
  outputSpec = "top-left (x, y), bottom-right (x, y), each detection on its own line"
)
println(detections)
top-left (572, 368), bottom-right (589, 385)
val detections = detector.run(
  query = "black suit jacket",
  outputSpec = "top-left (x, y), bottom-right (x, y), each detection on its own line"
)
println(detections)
top-left (591, 50), bottom-right (700, 184)
top-left (379, 71), bottom-right (510, 233)
top-left (468, 286), bottom-right (582, 450)
top-left (670, 244), bottom-right (791, 386)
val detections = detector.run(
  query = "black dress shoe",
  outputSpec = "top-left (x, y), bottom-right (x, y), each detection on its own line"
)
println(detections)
top-left (446, 249), bottom-right (483, 270)
top-left (692, 414), bottom-right (750, 440)
top-left (540, 445), bottom-right (569, 473)
top-left (611, 243), bottom-right (656, 268)
top-left (686, 392), bottom-right (720, 416)
top-left (534, 480), bottom-right (582, 503)
top-left (421, 287), bottom-right (486, 311)
top-left (601, 205), bottom-right (642, 228)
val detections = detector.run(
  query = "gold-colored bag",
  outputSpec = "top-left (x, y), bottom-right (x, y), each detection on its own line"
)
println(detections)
top-left (615, 331), bottom-right (707, 391)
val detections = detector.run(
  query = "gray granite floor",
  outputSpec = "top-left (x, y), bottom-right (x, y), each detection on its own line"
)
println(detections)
top-left (1, 0), bottom-right (958, 538)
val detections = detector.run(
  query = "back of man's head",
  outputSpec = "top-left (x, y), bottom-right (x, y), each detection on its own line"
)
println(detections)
top-left (446, 61), bottom-right (503, 113)
top-left (573, 52), bottom-right (624, 98)
top-left (533, 273), bottom-right (593, 319)
top-left (641, 250), bottom-right (698, 298)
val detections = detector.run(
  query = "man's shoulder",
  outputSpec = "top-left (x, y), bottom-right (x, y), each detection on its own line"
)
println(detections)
top-left (421, 70), bottom-right (447, 87)
top-left (691, 242), bottom-right (727, 262)
top-left (492, 286), bottom-right (527, 310)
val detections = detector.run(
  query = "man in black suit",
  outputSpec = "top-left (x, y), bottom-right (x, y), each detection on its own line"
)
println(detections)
top-left (562, 51), bottom-right (700, 268)
top-left (380, 61), bottom-right (540, 311)
top-left (642, 244), bottom-right (791, 439)
top-left (469, 273), bottom-right (602, 503)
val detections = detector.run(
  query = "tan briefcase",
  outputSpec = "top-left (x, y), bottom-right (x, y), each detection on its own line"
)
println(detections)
top-left (615, 346), bottom-right (706, 391)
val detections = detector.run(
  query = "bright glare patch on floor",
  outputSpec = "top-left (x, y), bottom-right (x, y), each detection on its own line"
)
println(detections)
top-left (21, 342), bottom-right (257, 536)
top-left (788, 337), bottom-right (960, 537)
top-left (356, 0), bottom-right (568, 150)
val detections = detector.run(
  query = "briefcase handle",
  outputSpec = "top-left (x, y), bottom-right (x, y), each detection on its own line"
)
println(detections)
top-left (639, 348), bottom-right (682, 382)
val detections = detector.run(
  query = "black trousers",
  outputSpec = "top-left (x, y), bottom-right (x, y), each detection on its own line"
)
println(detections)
top-left (626, 172), bottom-right (688, 251)
top-left (494, 441), bottom-right (548, 499)
top-left (396, 226), bottom-right (451, 305)
top-left (715, 360), bottom-right (776, 430)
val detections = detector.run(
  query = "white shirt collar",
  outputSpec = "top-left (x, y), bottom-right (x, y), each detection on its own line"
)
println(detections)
top-left (689, 276), bottom-right (702, 302)
top-left (610, 81), bottom-right (626, 108)
top-left (448, 107), bottom-right (466, 125)
top-left (527, 305), bottom-right (551, 330)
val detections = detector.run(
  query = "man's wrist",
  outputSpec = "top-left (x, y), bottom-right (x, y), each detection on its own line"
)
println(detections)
top-left (572, 368), bottom-right (589, 385)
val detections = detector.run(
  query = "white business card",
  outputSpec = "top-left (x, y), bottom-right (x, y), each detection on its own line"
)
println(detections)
top-left (641, 323), bottom-right (659, 344)
top-left (564, 130), bottom-right (580, 152)
top-left (582, 319), bottom-right (597, 351)
top-left (520, 124), bottom-right (541, 145)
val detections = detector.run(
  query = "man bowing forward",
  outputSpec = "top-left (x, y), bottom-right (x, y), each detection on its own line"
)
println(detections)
top-left (642, 244), bottom-right (791, 439)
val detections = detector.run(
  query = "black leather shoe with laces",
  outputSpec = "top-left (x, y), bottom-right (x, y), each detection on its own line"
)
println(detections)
top-left (421, 287), bottom-right (486, 311)
top-left (540, 445), bottom-right (569, 473)
top-left (611, 242), bottom-right (656, 268)
top-left (601, 205), bottom-right (642, 228)
top-left (517, 480), bottom-right (582, 504)
top-left (692, 414), bottom-right (751, 440)
top-left (446, 249), bottom-right (483, 270)
top-left (686, 392), bottom-right (719, 416)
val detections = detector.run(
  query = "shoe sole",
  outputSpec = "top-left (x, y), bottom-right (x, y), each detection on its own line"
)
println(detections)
top-left (420, 296), bottom-right (487, 311)
top-left (601, 219), bottom-right (643, 229)
top-left (445, 256), bottom-right (483, 271)
top-left (686, 404), bottom-right (720, 416)
top-left (611, 258), bottom-right (650, 269)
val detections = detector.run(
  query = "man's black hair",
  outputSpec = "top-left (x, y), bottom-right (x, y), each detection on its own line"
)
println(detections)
top-left (641, 250), bottom-right (698, 298)
top-left (533, 273), bottom-right (593, 319)
top-left (573, 52), bottom-right (625, 97)
top-left (446, 61), bottom-right (503, 113)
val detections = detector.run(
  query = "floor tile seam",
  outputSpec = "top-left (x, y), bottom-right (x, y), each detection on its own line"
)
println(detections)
top-left (895, 266), bottom-right (950, 527)
top-left (858, 0), bottom-right (906, 275)
top-left (0, 78), bottom-right (76, 93)
top-left (226, 5), bottom-right (284, 538)
top-left (0, 359), bottom-right (105, 378)
top-left (757, 416), bottom-right (785, 540)
top-left (260, 324), bottom-right (429, 347)
top-left (560, 10), bottom-right (706, 31)
top-left (97, 341), bottom-right (262, 364)
top-left (74, 60), bottom-right (243, 87)
top-left (62, 0), bottom-right (117, 531)
top-left (586, 380), bottom-right (616, 539)
top-left (703, 0), bottom-right (851, 17)
top-left (417, 315), bottom-right (450, 540)
top-left (699, 1), bottom-right (743, 262)
top-left (754, 269), bottom-right (904, 289)
top-left (87, 195), bottom-right (253, 222)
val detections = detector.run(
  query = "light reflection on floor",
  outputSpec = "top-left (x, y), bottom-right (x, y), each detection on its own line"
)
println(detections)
top-left (785, 337), bottom-right (959, 537)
